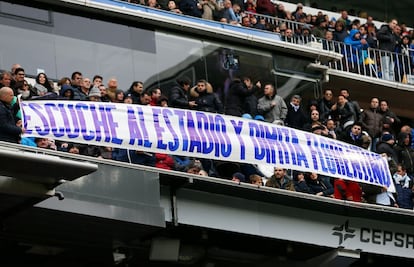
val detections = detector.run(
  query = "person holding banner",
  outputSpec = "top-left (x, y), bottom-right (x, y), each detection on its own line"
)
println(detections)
top-left (0, 87), bottom-right (24, 143)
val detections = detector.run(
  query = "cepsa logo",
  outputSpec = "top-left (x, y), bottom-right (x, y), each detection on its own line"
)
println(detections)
top-left (332, 220), bottom-right (414, 248)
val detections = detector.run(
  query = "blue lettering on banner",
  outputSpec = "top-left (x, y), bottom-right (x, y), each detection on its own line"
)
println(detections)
top-left (162, 109), bottom-right (180, 151)
top-left (249, 122), bottom-right (309, 167)
top-left (127, 105), bottom-right (152, 147)
top-left (230, 119), bottom-right (245, 160)
top-left (21, 100), bottom-right (392, 189)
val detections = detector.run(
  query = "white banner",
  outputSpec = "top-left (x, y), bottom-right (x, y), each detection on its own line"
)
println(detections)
top-left (21, 100), bottom-right (392, 188)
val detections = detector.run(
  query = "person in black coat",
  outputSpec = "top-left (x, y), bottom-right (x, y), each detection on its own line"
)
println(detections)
top-left (0, 87), bottom-right (24, 143)
top-left (169, 76), bottom-right (197, 109)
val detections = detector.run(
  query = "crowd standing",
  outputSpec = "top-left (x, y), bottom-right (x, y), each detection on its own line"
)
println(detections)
top-left (1, 1), bottom-right (414, 209)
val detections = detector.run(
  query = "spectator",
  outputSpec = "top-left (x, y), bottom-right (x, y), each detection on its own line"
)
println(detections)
top-left (293, 171), bottom-right (311, 193)
top-left (201, 0), bottom-right (220, 20)
top-left (155, 153), bottom-right (175, 170)
top-left (126, 81), bottom-right (144, 104)
top-left (257, 83), bottom-right (287, 124)
top-left (189, 79), bottom-right (224, 113)
top-left (394, 132), bottom-right (414, 177)
top-left (139, 91), bottom-right (151, 105)
top-left (106, 77), bottom-right (120, 102)
top-left (92, 75), bottom-right (103, 88)
top-left (339, 88), bottom-right (361, 122)
top-left (78, 77), bottom-right (92, 100)
top-left (337, 10), bottom-right (351, 31)
top-left (0, 87), bottom-right (24, 143)
top-left (318, 89), bottom-right (335, 122)
top-left (379, 99), bottom-right (400, 135)
top-left (16, 79), bottom-right (33, 100)
top-left (59, 84), bottom-right (75, 100)
top-left (333, 20), bottom-right (348, 43)
top-left (179, 0), bottom-right (202, 17)
top-left (284, 94), bottom-right (307, 130)
top-left (256, 0), bottom-right (275, 16)
top-left (303, 109), bottom-right (323, 132)
top-left (149, 87), bottom-right (162, 106)
top-left (330, 94), bottom-right (356, 133)
top-left (265, 167), bottom-right (295, 191)
top-left (249, 174), bottom-right (264, 186)
top-left (306, 172), bottom-right (334, 197)
top-left (167, 0), bottom-right (183, 14)
top-left (393, 164), bottom-right (414, 209)
top-left (169, 76), bottom-right (197, 109)
top-left (88, 86), bottom-right (102, 102)
top-left (376, 133), bottom-right (398, 164)
top-left (377, 19), bottom-right (399, 81)
top-left (34, 72), bottom-right (55, 97)
top-left (343, 29), bottom-right (369, 70)
top-left (339, 121), bottom-right (364, 147)
top-left (312, 16), bottom-right (328, 39)
top-left (12, 67), bottom-right (26, 94)
top-left (333, 178), bottom-right (363, 202)
top-left (0, 71), bottom-right (12, 89)
top-left (231, 172), bottom-right (247, 183)
top-left (359, 97), bottom-right (383, 151)
top-left (224, 76), bottom-right (256, 117)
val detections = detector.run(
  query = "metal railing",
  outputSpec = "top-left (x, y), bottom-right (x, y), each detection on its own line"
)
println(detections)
top-left (244, 11), bottom-right (414, 84)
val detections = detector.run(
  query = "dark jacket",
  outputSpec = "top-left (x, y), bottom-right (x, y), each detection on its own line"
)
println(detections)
top-left (190, 86), bottom-right (224, 114)
top-left (169, 84), bottom-right (190, 109)
top-left (224, 79), bottom-right (255, 117)
top-left (0, 100), bottom-right (22, 143)
top-left (377, 24), bottom-right (399, 52)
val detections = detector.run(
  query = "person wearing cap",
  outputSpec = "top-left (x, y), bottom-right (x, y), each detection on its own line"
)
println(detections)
top-left (376, 132), bottom-right (398, 164)
top-left (312, 15), bottom-right (328, 38)
top-left (88, 86), bottom-right (102, 102)
top-left (265, 167), bottom-right (295, 191)
top-left (123, 93), bottom-right (133, 104)
top-left (231, 172), bottom-right (246, 183)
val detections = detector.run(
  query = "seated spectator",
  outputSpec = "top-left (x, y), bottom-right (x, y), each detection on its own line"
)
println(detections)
top-left (249, 174), bottom-right (264, 186)
top-left (34, 72), bottom-right (55, 96)
top-left (124, 93), bottom-right (133, 104)
top-left (201, 0), bottom-right (220, 20)
top-left (293, 171), bottom-right (311, 193)
top-left (35, 137), bottom-right (57, 150)
top-left (333, 178), bottom-right (362, 202)
top-left (179, 0), bottom-right (202, 17)
top-left (231, 172), bottom-right (247, 183)
top-left (167, 0), bottom-right (183, 14)
top-left (88, 86), bottom-right (102, 102)
top-left (306, 172), bottom-right (334, 197)
top-left (112, 148), bottom-right (156, 166)
top-left (393, 164), bottom-right (414, 209)
top-left (155, 153), bottom-right (175, 170)
top-left (265, 167), bottom-right (295, 191)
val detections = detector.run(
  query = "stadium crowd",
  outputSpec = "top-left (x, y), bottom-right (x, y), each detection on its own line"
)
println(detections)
top-left (1, 1), bottom-right (414, 209)
top-left (123, 0), bottom-right (414, 82)
top-left (1, 61), bottom-right (414, 210)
